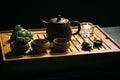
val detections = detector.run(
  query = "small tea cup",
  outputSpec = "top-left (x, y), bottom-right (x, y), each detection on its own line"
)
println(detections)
top-left (31, 39), bottom-right (50, 52)
top-left (10, 40), bottom-right (29, 54)
top-left (52, 37), bottom-right (70, 51)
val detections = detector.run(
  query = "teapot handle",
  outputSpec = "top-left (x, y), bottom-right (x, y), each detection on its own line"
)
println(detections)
top-left (70, 21), bottom-right (81, 35)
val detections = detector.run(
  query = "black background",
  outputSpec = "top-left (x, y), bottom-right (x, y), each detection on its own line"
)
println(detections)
top-left (0, 0), bottom-right (120, 30)
top-left (1, 1), bottom-right (120, 79)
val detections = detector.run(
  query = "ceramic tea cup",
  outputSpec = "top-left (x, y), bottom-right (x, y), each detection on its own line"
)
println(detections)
top-left (31, 39), bottom-right (50, 52)
top-left (10, 40), bottom-right (29, 54)
top-left (52, 37), bottom-right (70, 51)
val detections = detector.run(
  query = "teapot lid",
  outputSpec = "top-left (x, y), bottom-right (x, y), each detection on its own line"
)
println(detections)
top-left (49, 15), bottom-right (69, 24)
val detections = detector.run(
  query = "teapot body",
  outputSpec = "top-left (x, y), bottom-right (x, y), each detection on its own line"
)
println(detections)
top-left (46, 22), bottom-right (72, 42)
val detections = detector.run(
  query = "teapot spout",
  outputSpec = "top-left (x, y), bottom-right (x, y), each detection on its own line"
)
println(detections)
top-left (41, 20), bottom-right (49, 27)
top-left (41, 20), bottom-right (49, 24)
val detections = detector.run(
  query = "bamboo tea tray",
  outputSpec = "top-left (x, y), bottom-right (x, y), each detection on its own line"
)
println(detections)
top-left (1, 25), bottom-right (120, 61)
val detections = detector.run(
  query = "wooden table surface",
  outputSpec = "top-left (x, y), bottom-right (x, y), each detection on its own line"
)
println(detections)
top-left (102, 26), bottom-right (120, 45)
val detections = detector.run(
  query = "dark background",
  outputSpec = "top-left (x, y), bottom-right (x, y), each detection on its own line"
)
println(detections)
top-left (1, 1), bottom-right (120, 79)
top-left (0, 0), bottom-right (120, 30)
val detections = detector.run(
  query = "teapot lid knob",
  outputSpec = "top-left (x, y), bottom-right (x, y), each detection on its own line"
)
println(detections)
top-left (57, 14), bottom-right (61, 22)
top-left (49, 14), bottom-right (68, 23)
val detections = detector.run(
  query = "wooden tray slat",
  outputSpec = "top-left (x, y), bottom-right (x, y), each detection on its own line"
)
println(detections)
top-left (0, 25), bottom-right (120, 61)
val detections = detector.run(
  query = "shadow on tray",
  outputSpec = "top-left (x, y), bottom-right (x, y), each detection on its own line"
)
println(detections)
top-left (5, 51), bottom-right (25, 59)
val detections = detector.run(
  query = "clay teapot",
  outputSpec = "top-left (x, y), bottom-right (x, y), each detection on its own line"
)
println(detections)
top-left (41, 15), bottom-right (81, 42)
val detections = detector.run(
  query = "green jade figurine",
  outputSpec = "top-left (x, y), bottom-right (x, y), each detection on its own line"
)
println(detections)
top-left (10, 25), bottom-right (34, 42)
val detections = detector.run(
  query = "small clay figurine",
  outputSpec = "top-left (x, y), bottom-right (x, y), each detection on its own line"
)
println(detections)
top-left (93, 37), bottom-right (103, 47)
top-left (82, 40), bottom-right (92, 50)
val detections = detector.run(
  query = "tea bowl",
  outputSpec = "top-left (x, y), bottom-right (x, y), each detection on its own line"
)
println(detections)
top-left (52, 37), bottom-right (70, 52)
top-left (31, 39), bottom-right (50, 52)
top-left (10, 40), bottom-right (29, 54)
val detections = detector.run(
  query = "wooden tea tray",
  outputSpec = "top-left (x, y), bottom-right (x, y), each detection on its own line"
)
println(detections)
top-left (1, 25), bottom-right (120, 61)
